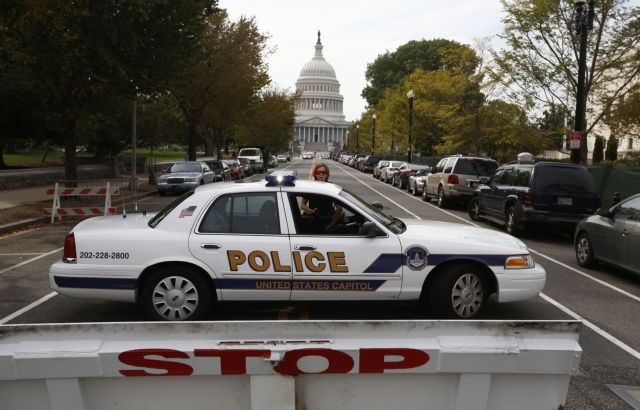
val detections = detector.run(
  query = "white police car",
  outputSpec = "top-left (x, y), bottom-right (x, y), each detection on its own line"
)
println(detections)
top-left (50, 172), bottom-right (545, 321)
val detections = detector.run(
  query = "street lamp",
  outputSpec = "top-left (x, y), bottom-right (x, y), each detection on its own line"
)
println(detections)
top-left (407, 89), bottom-right (415, 163)
top-left (371, 114), bottom-right (377, 155)
top-left (356, 124), bottom-right (360, 155)
top-left (572, 0), bottom-right (594, 164)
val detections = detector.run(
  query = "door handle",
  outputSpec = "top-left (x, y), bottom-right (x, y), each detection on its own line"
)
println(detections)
top-left (201, 244), bottom-right (221, 249)
top-left (295, 245), bottom-right (316, 251)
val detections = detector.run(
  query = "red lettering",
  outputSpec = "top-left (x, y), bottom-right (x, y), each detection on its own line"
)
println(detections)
top-left (359, 348), bottom-right (430, 373)
top-left (119, 349), bottom-right (193, 377)
top-left (194, 349), bottom-right (270, 375)
top-left (274, 348), bottom-right (354, 376)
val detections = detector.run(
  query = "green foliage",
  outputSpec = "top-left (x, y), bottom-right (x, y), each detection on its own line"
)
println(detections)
top-left (537, 104), bottom-right (569, 151)
top-left (593, 137), bottom-right (604, 163)
top-left (604, 85), bottom-right (640, 139)
top-left (362, 39), bottom-right (480, 107)
top-left (605, 136), bottom-right (619, 161)
top-left (239, 89), bottom-right (298, 152)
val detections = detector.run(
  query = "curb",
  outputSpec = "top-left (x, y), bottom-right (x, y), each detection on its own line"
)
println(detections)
top-left (0, 190), bottom-right (158, 236)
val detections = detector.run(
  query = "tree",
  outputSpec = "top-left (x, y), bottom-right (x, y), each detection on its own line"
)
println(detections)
top-left (490, 0), bottom-right (640, 145)
top-left (362, 39), bottom-right (480, 107)
top-left (537, 104), bottom-right (569, 151)
top-left (1, 0), bottom-right (217, 178)
top-left (605, 135), bottom-right (619, 161)
top-left (605, 85), bottom-right (640, 139)
top-left (593, 136), bottom-right (605, 163)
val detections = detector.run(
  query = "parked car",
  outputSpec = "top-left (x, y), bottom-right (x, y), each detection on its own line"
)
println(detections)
top-left (238, 158), bottom-right (255, 176)
top-left (238, 147), bottom-right (264, 173)
top-left (424, 155), bottom-right (498, 208)
top-left (360, 155), bottom-right (381, 173)
top-left (205, 160), bottom-right (231, 182)
top-left (373, 160), bottom-right (389, 179)
top-left (393, 164), bottom-right (431, 190)
top-left (574, 193), bottom-right (640, 273)
top-left (468, 154), bottom-right (600, 235)
top-left (408, 168), bottom-right (432, 196)
top-left (380, 161), bottom-right (406, 183)
top-left (157, 161), bottom-right (215, 195)
top-left (277, 154), bottom-right (288, 163)
top-left (223, 159), bottom-right (244, 180)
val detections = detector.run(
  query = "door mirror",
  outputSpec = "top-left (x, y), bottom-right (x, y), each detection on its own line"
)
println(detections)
top-left (359, 221), bottom-right (380, 237)
top-left (596, 207), bottom-right (612, 218)
top-left (371, 202), bottom-right (383, 210)
top-left (479, 177), bottom-right (489, 185)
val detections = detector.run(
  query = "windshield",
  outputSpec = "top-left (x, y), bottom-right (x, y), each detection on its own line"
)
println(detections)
top-left (339, 190), bottom-right (405, 234)
top-left (148, 191), bottom-right (195, 228)
top-left (169, 163), bottom-right (201, 173)
top-left (239, 149), bottom-right (261, 156)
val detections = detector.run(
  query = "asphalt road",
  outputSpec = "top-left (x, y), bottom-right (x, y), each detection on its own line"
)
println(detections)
top-left (1, 158), bottom-right (639, 409)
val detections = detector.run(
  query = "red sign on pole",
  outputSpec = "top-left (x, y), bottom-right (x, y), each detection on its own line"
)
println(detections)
top-left (570, 131), bottom-right (581, 150)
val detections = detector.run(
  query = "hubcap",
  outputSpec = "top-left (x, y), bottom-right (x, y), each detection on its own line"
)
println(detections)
top-left (438, 189), bottom-right (444, 205)
top-left (152, 276), bottom-right (199, 320)
top-left (506, 210), bottom-right (514, 231)
top-left (577, 237), bottom-right (590, 263)
top-left (451, 273), bottom-right (483, 318)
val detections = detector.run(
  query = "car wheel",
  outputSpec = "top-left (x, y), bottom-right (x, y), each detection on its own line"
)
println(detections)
top-left (505, 206), bottom-right (519, 235)
top-left (142, 266), bottom-right (212, 321)
top-left (437, 186), bottom-right (448, 208)
top-left (399, 179), bottom-right (404, 189)
top-left (576, 232), bottom-right (596, 268)
top-left (422, 186), bottom-right (429, 202)
top-left (200, 179), bottom-right (204, 185)
top-left (158, 190), bottom-right (165, 196)
top-left (428, 263), bottom-right (487, 319)
top-left (468, 198), bottom-right (484, 221)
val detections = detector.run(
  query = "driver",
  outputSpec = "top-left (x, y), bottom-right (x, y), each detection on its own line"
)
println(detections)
top-left (300, 163), bottom-right (343, 232)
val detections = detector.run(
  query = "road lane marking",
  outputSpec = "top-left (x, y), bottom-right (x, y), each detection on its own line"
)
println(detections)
top-left (0, 247), bottom-right (63, 275)
top-left (334, 161), bottom-right (640, 359)
top-left (0, 253), bottom-right (47, 256)
top-left (0, 292), bottom-right (58, 325)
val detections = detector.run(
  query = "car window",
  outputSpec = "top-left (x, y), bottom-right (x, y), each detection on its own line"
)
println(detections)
top-left (239, 149), bottom-right (261, 156)
top-left (169, 163), bottom-right (201, 173)
top-left (513, 167), bottom-right (533, 187)
top-left (288, 192), bottom-right (366, 236)
top-left (616, 196), bottom-right (640, 219)
top-left (149, 191), bottom-right (195, 228)
top-left (533, 166), bottom-right (595, 192)
top-left (453, 158), bottom-right (498, 176)
top-left (443, 158), bottom-right (455, 173)
top-left (200, 193), bottom-right (280, 234)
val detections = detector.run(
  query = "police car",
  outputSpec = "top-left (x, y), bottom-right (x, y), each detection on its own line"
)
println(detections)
top-left (49, 172), bottom-right (546, 321)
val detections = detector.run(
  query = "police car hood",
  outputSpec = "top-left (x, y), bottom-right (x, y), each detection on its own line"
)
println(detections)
top-left (72, 213), bottom-right (154, 233)
top-left (399, 219), bottom-right (528, 254)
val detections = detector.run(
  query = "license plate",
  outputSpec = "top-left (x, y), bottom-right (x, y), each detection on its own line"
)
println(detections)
top-left (558, 197), bottom-right (572, 205)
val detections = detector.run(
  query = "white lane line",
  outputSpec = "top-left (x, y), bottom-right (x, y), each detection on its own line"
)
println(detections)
top-left (0, 253), bottom-right (46, 256)
top-left (334, 161), bottom-right (640, 359)
top-left (0, 247), bottom-right (63, 275)
top-left (540, 293), bottom-right (640, 360)
top-left (0, 292), bottom-right (58, 325)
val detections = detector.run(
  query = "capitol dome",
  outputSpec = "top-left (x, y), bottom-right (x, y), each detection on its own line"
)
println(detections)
top-left (292, 31), bottom-right (347, 154)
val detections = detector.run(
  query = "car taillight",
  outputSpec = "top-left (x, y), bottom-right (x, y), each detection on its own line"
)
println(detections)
top-left (524, 190), bottom-right (533, 206)
top-left (447, 175), bottom-right (459, 184)
top-left (63, 233), bottom-right (76, 263)
top-left (389, 168), bottom-right (397, 171)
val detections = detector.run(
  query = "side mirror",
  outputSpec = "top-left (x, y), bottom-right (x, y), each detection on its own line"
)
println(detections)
top-left (359, 221), bottom-right (379, 237)
top-left (596, 207), bottom-right (612, 218)
top-left (371, 202), bottom-right (383, 210)
top-left (479, 177), bottom-right (489, 185)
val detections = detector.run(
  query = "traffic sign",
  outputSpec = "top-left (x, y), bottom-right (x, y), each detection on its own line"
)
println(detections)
top-left (570, 131), bottom-right (581, 149)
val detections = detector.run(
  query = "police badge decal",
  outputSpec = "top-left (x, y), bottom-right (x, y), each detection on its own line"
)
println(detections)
top-left (405, 246), bottom-right (429, 270)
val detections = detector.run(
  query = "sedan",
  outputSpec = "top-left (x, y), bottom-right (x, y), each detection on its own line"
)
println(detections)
top-left (205, 160), bottom-right (231, 182)
top-left (408, 169), bottom-right (432, 196)
top-left (575, 193), bottom-right (640, 273)
top-left (379, 161), bottom-right (406, 183)
top-left (157, 161), bottom-right (215, 195)
top-left (392, 164), bottom-right (430, 190)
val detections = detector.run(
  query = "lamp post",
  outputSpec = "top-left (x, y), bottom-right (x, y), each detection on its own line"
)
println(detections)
top-left (371, 114), bottom-right (377, 155)
top-left (407, 89), bottom-right (415, 163)
top-left (572, 0), bottom-right (594, 164)
top-left (356, 124), bottom-right (360, 155)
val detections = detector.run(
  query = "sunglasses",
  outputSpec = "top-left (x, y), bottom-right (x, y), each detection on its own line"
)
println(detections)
top-left (315, 170), bottom-right (327, 175)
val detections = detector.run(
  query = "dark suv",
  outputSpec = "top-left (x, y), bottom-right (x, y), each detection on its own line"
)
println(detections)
top-left (360, 155), bottom-right (381, 173)
top-left (468, 160), bottom-right (599, 235)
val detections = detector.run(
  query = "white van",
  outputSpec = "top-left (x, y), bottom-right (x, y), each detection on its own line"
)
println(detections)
top-left (238, 147), bottom-right (264, 172)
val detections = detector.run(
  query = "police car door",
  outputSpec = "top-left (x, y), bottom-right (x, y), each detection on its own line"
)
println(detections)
top-left (189, 191), bottom-right (292, 301)
top-left (284, 191), bottom-right (402, 301)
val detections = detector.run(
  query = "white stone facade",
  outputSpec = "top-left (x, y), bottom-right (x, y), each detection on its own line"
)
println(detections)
top-left (293, 32), bottom-right (347, 153)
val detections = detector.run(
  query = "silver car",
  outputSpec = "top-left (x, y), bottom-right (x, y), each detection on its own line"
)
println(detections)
top-left (575, 193), bottom-right (640, 273)
top-left (158, 161), bottom-right (215, 195)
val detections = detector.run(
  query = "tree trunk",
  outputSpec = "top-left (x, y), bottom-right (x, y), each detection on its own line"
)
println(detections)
top-left (0, 140), bottom-right (7, 169)
top-left (64, 134), bottom-right (78, 180)
top-left (187, 124), bottom-right (197, 160)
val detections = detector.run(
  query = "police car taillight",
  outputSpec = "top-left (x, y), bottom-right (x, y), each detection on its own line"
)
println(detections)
top-left (63, 233), bottom-right (77, 263)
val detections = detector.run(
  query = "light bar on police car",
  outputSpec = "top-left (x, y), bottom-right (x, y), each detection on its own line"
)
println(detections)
top-left (265, 170), bottom-right (297, 186)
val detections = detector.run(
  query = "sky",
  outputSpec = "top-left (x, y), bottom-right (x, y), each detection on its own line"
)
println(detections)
top-left (221, 0), bottom-right (506, 121)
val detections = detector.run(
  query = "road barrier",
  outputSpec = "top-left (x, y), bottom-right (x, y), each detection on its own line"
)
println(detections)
top-left (44, 181), bottom-right (120, 223)
top-left (0, 320), bottom-right (581, 410)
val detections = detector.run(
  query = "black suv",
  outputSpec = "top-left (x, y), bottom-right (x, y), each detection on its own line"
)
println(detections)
top-left (468, 160), bottom-right (599, 235)
top-left (360, 155), bottom-right (381, 173)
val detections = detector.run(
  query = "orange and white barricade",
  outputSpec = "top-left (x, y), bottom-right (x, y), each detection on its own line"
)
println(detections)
top-left (45, 182), bottom-right (119, 223)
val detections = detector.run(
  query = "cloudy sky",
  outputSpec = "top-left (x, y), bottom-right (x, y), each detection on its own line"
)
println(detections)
top-left (221, 0), bottom-right (506, 121)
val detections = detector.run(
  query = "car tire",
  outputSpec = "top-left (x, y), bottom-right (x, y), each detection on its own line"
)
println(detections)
top-left (505, 206), bottom-right (519, 235)
top-left (399, 179), bottom-right (404, 189)
top-left (428, 263), bottom-right (487, 319)
top-left (158, 190), bottom-right (166, 196)
top-left (468, 198), bottom-right (484, 221)
top-left (142, 265), bottom-right (212, 321)
top-left (437, 186), bottom-right (448, 208)
top-left (575, 232), bottom-right (596, 268)
top-left (422, 186), bottom-right (430, 202)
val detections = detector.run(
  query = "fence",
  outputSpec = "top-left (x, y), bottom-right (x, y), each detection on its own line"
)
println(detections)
top-left (587, 165), bottom-right (640, 207)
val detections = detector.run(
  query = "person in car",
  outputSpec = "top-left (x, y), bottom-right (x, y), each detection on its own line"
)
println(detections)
top-left (300, 163), bottom-right (343, 231)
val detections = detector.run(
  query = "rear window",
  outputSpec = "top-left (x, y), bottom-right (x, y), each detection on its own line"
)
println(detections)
top-left (239, 149), bottom-right (261, 156)
top-left (453, 158), bottom-right (498, 176)
top-left (534, 166), bottom-right (595, 192)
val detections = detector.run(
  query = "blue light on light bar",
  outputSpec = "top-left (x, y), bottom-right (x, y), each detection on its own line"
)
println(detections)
top-left (265, 170), bottom-right (297, 186)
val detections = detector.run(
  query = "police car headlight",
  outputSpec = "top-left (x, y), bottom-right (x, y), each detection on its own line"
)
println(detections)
top-left (505, 254), bottom-right (535, 269)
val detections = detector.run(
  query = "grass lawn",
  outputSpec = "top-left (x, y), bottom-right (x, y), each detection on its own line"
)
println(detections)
top-left (3, 149), bottom-right (188, 168)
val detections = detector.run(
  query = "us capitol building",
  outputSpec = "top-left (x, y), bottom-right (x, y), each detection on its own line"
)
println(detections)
top-left (292, 31), bottom-right (348, 154)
